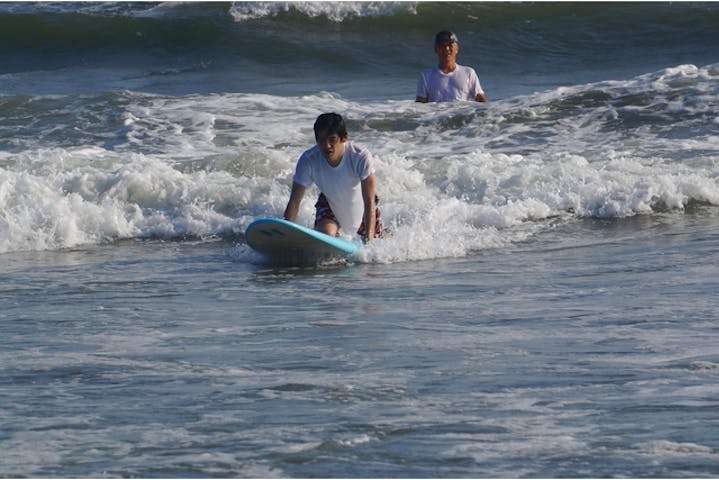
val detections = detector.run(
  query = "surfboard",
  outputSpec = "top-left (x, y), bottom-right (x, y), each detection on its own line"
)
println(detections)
top-left (245, 218), bottom-right (359, 265)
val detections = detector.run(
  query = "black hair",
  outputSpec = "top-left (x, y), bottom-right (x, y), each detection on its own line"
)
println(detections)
top-left (434, 30), bottom-right (458, 46)
top-left (314, 112), bottom-right (347, 138)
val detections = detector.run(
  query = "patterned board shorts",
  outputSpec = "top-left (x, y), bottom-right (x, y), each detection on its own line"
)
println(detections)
top-left (314, 193), bottom-right (383, 240)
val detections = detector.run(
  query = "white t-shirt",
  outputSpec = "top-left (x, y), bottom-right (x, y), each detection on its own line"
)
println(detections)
top-left (416, 64), bottom-right (484, 102)
top-left (293, 141), bottom-right (374, 232)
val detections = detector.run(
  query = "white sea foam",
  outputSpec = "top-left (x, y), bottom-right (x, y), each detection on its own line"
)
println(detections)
top-left (2, 66), bottom-right (718, 259)
top-left (634, 440), bottom-right (715, 456)
top-left (229, 2), bottom-right (417, 22)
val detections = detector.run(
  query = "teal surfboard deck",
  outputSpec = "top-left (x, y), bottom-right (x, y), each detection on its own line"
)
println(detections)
top-left (245, 218), bottom-right (359, 265)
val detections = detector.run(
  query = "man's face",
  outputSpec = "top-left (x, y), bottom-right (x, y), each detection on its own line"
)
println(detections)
top-left (315, 131), bottom-right (347, 163)
top-left (435, 40), bottom-right (459, 61)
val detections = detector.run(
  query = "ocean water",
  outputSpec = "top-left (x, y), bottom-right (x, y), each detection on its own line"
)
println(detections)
top-left (1, 2), bottom-right (719, 477)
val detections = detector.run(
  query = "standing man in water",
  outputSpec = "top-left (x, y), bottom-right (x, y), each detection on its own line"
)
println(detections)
top-left (283, 113), bottom-right (383, 243)
top-left (415, 30), bottom-right (488, 103)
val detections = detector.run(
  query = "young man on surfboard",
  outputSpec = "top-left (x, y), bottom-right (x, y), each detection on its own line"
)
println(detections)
top-left (283, 113), bottom-right (383, 242)
top-left (416, 30), bottom-right (488, 103)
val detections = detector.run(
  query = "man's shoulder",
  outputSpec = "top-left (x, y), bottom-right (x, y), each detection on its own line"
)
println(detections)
top-left (455, 63), bottom-right (479, 76)
top-left (346, 142), bottom-right (373, 163)
top-left (297, 145), bottom-right (323, 169)
top-left (300, 144), bottom-right (321, 158)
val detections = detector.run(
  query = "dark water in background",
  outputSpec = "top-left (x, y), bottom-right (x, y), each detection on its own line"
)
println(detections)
top-left (1, 2), bottom-right (719, 477)
top-left (2, 2), bottom-right (718, 99)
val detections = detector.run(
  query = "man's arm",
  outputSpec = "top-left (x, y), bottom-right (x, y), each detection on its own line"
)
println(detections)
top-left (416, 71), bottom-right (429, 103)
top-left (475, 92), bottom-right (488, 103)
top-left (283, 182), bottom-right (306, 222)
top-left (360, 173), bottom-right (377, 242)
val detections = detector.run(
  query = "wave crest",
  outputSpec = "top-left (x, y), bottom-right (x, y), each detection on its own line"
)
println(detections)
top-left (229, 1), bottom-right (417, 22)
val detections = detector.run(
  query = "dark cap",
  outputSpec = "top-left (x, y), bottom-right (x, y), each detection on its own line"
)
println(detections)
top-left (435, 30), bottom-right (459, 46)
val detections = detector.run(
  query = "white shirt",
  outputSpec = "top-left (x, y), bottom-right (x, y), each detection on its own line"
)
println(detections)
top-left (416, 64), bottom-right (484, 102)
top-left (293, 141), bottom-right (374, 232)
